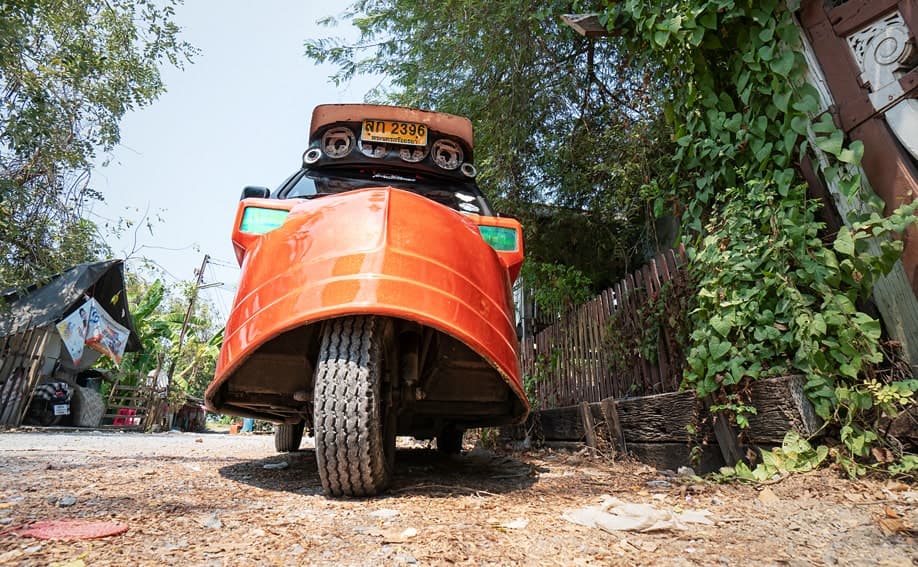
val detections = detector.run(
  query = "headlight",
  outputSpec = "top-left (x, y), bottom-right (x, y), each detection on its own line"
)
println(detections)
top-left (399, 146), bottom-right (428, 163)
top-left (360, 140), bottom-right (388, 158)
top-left (322, 127), bottom-right (355, 158)
top-left (432, 139), bottom-right (463, 170)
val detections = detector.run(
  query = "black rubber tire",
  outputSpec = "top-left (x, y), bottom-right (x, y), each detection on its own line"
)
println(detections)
top-left (314, 316), bottom-right (395, 497)
top-left (274, 422), bottom-right (305, 452)
top-left (25, 400), bottom-right (61, 427)
top-left (437, 426), bottom-right (464, 455)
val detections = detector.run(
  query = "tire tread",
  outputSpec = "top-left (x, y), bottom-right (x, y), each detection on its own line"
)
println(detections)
top-left (314, 316), bottom-right (391, 497)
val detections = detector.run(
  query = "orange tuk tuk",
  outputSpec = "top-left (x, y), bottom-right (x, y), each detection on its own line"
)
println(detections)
top-left (205, 104), bottom-right (528, 496)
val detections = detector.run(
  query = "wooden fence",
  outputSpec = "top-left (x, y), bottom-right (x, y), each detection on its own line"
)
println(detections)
top-left (520, 246), bottom-right (690, 409)
top-left (0, 321), bottom-right (52, 426)
top-left (103, 381), bottom-right (157, 430)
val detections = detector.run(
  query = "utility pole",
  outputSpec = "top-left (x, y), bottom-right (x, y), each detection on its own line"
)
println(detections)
top-left (166, 254), bottom-right (210, 389)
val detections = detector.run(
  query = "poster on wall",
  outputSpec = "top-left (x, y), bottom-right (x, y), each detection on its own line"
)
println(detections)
top-left (55, 299), bottom-right (91, 365)
top-left (84, 298), bottom-right (130, 365)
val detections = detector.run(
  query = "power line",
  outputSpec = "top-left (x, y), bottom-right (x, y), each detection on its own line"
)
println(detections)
top-left (207, 257), bottom-right (240, 268)
top-left (205, 262), bottom-right (230, 322)
top-left (166, 254), bottom-right (209, 390)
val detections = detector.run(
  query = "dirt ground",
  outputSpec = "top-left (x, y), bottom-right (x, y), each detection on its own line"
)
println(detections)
top-left (0, 430), bottom-right (915, 566)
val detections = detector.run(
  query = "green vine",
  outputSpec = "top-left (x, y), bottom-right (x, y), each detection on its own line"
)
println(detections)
top-left (606, 0), bottom-right (918, 473)
top-left (605, 274), bottom-right (695, 394)
top-left (522, 261), bottom-right (594, 316)
top-left (524, 347), bottom-right (563, 409)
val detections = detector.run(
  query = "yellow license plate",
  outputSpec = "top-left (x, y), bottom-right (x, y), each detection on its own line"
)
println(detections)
top-left (361, 119), bottom-right (428, 146)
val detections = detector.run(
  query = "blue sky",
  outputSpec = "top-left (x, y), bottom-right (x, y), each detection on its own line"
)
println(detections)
top-left (89, 1), bottom-right (377, 321)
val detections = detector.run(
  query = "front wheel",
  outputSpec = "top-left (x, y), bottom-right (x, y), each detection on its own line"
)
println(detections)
top-left (314, 317), bottom-right (395, 497)
top-left (275, 422), bottom-right (305, 452)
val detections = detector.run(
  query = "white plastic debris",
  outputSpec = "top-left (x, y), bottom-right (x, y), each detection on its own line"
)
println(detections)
top-left (369, 508), bottom-right (400, 520)
top-left (499, 518), bottom-right (529, 530)
top-left (263, 461), bottom-right (289, 470)
top-left (563, 495), bottom-right (713, 533)
top-left (202, 513), bottom-right (223, 530)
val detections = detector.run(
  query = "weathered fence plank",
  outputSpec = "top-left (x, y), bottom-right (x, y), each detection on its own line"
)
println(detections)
top-left (0, 325), bottom-right (49, 426)
top-left (525, 248), bottom-right (690, 408)
top-left (627, 442), bottom-right (725, 473)
top-left (704, 395), bottom-right (746, 467)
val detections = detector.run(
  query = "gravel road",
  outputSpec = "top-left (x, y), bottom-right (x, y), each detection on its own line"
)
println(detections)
top-left (0, 430), bottom-right (915, 566)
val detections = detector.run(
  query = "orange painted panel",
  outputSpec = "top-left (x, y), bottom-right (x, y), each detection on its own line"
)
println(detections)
top-left (207, 188), bottom-right (527, 418)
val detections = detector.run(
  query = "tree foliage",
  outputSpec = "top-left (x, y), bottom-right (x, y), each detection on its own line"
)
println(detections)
top-left (112, 273), bottom-right (222, 399)
top-left (608, 0), bottom-right (918, 473)
top-left (0, 0), bottom-right (195, 288)
top-left (306, 0), bottom-right (918, 473)
top-left (305, 0), bottom-right (675, 296)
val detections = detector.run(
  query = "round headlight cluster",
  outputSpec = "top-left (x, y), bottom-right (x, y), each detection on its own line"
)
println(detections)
top-left (359, 140), bottom-right (388, 158)
top-left (322, 127), bottom-right (355, 158)
top-left (306, 126), bottom-right (476, 177)
top-left (431, 139), bottom-right (463, 170)
top-left (399, 146), bottom-right (428, 163)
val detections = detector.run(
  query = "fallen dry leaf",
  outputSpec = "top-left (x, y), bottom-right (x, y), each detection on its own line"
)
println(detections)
top-left (758, 488), bottom-right (780, 505)
top-left (876, 517), bottom-right (916, 536)
top-left (871, 447), bottom-right (895, 464)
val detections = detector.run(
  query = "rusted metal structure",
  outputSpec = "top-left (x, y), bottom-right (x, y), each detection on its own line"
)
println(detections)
top-left (799, 0), bottom-right (918, 366)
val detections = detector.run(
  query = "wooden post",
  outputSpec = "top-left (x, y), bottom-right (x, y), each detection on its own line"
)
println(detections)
top-left (579, 401), bottom-right (597, 453)
top-left (703, 396), bottom-right (745, 467)
top-left (600, 396), bottom-right (626, 454)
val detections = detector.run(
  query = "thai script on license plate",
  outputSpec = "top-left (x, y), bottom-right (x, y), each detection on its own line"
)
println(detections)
top-left (361, 120), bottom-right (428, 146)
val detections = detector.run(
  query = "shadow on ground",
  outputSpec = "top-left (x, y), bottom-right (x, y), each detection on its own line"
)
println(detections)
top-left (218, 447), bottom-right (538, 498)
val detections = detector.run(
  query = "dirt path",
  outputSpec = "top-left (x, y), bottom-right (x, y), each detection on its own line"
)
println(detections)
top-left (0, 431), bottom-right (914, 566)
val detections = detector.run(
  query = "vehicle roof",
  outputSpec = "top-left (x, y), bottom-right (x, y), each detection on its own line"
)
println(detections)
top-left (310, 104), bottom-right (474, 150)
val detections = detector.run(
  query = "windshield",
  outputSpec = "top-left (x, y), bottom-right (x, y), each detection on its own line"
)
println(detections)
top-left (275, 168), bottom-right (493, 216)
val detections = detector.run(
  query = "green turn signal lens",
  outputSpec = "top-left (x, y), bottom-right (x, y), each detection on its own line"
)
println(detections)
top-left (240, 207), bottom-right (289, 235)
top-left (478, 225), bottom-right (518, 252)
